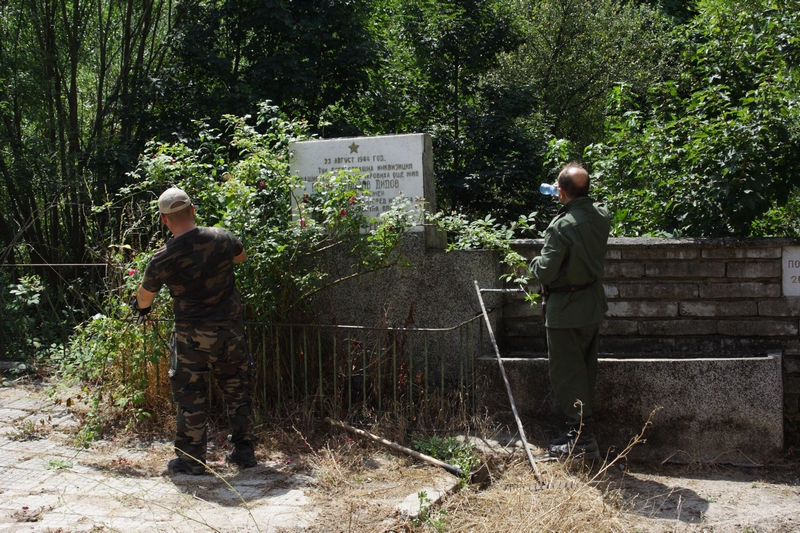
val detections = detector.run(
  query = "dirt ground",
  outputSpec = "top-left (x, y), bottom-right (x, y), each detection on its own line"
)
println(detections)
top-left (1, 380), bottom-right (799, 533)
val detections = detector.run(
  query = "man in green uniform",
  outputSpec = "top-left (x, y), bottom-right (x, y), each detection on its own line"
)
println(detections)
top-left (529, 163), bottom-right (610, 459)
top-left (133, 187), bottom-right (256, 475)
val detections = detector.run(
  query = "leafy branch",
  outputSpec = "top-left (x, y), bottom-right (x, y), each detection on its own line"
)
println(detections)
top-left (427, 211), bottom-right (542, 304)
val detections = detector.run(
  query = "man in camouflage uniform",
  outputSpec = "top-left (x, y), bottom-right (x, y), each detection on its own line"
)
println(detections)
top-left (133, 187), bottom-right (256, 475)
top-left (529, 163), bottom-right (610, 459)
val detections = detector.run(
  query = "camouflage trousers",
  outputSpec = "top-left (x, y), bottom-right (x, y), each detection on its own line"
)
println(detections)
top-left (169, 324), bottom-right (254, 465)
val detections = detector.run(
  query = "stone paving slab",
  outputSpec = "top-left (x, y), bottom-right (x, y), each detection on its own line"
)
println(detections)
top-left (0, 408), bottom-right (30, 420)
top-left (0, 385), bottom-right (315, 532)
top-left (395, 473), bottom-right (457, 519)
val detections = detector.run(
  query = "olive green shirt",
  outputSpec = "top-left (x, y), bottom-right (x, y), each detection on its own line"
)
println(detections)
top-left (529, 196), bottom-right (610, 328)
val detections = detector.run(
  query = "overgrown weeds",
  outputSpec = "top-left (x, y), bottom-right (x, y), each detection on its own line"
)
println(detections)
top-left (7, 417), bottom-right (51, 441)
top-left (412, 435), bottom-right (481, 478)
top-left (9, 104), bottom-right (422, 449)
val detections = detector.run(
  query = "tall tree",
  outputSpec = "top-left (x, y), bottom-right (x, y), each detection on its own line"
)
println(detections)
top-left (0, 0), bottom-right (175, 269)
top-left (495, 0), bottom-right (680, 150)
top-left (586, 2), bottom-right (800, 236)
top-left (327, 0), bottom-right (681, 222)
top-left (157, 0), bottom-right (379, 136)
top-left (396, 0), bottom-right (522, 211)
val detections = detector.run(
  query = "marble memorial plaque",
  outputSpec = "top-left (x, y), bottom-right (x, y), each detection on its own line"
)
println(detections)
top-left (289, 134), bottom-right (434, 231)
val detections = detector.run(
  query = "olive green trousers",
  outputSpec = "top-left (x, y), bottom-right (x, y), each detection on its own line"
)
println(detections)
top-left (546, 324), bottom-right (601, 427)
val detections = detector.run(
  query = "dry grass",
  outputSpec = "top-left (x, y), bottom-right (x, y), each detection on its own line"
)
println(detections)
top-left (291, 435), bottom-right (652, 533)
top-left (436, 457), bottom-right (635, 533)
top-left (282, 417), bottom-right (649, 533)
top-left (291, 411), bottom-right (660, 533)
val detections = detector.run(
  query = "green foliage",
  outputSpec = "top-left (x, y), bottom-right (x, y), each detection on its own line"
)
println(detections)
top-left (73, 392), bottom-right (106, 449)
top-left (62, 305), bottom-right (170, 433)
top-left (413, 490), bottom-right (449, 531)
top-left (420, 0), bottom-right (539, 221)
top-left (443, 83), bottom-right (555, 221)
top-left (583, 5), bottom-right (800, 237)
top-left (7, 418), bottom-right (50, 441)
top-left (0, 0), bottom-right (173, 268)
top-left (428, 211), bottom-right (543, 304)
top-left (495, 0), bottom-right (680, 149)
top-left (0, 0), bottom-right (728, 278)
top-left (327, 0), bottom-right (683, 223)
top-left (653, 0), bottom-right (698, 23)
top-left (751, 186), bottom-right (800, 236)
top-left (45, 458), bottom-right (73, 470)
top-left (1, 275), bottom-right (45, 360)
top-left (412, 435), bottom-right (481, 475)
top-left (121, 103), bottom-right (418, 320)
top-left (58, 103), bottom-right (419, 430)
top-left (161, 0), bottom-right (379, 135)
top-left (325, 0), bottom-right (538, 221)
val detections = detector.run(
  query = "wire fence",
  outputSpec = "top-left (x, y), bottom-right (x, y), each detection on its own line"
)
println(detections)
top-left (111, 316), bottom-right (491, 428)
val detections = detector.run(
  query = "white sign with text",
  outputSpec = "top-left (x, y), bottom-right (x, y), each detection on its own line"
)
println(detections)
top-left (289, 134), bottom-right (428, 230)
top-left (782, 246), bottom-right (800, 296)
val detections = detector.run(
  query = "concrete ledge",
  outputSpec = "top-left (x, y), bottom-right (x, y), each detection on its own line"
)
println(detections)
top-left (476, 353), bottom-right (783, 465)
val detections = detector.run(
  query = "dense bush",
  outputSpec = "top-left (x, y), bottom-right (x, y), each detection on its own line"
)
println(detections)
top-left (582, 5), bottom-right (800, 237)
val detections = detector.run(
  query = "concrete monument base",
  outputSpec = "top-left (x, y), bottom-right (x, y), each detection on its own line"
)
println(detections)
top-left (476, 352), bottom-right (784, 465)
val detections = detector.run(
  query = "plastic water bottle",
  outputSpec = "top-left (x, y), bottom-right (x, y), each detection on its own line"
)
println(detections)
top-left (539, 183), bottom-right (558, 197)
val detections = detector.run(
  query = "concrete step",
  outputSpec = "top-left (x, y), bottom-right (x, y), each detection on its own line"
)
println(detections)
top-left (476, 351), bottom-right (783, 465)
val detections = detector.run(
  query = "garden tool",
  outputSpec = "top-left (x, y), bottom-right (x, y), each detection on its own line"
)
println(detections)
top-left (324, 417), bottom-right (490, 484)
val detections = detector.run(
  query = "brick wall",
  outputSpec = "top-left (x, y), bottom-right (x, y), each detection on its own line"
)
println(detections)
top-left (508, 237), bottom-right (800, 451)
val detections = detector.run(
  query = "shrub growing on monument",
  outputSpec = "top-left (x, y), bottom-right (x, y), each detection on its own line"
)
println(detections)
top-left (61, 103), bottom-right (420, 430)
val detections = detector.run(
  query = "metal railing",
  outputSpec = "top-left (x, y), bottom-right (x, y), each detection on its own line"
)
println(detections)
top-left (0, 259), bottom-right (493, 427)
top-left (244, 315), bottom-right (489, 426)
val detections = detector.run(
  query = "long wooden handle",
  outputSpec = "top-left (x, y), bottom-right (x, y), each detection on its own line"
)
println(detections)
top-left (474, 280), bottom-right (543, 483)
top-left (323, 417), bottom-right (463, 477)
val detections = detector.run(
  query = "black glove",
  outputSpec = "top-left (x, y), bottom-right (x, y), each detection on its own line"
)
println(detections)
top-left (132, 298), bottom-right (152, 325)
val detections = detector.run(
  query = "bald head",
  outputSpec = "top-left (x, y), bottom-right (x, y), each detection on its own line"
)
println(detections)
top-left (557, 163), bottom-right (590, 200)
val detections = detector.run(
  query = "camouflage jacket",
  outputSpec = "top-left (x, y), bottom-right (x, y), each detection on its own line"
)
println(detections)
top-left (142, 227), bottom-right (244, 326)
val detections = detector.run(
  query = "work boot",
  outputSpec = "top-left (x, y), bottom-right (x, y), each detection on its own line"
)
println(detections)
top-left (549, 422), bottom-right (594, 447)
top-left (167, 457), bottom-right (207, 476)
top-left (226, 444), bottom-right (257, 468)
top-left (548, 431), bottom-right (600, 460)
top-left (549, 429), bottom-right (577, 447)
